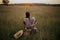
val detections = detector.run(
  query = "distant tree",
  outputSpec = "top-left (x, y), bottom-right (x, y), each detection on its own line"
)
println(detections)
top-left (3, 0), bottom-right (9, 5)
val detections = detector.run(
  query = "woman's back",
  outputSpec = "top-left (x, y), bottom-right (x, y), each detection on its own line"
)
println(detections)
top-left (24, 17), bottom-right (36, 28)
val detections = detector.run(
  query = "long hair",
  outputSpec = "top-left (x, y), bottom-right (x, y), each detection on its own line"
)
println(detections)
top-left (25, 12), bottom-right (30, 18)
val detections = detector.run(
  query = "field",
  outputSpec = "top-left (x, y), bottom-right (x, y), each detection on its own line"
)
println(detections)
top-left (0, 5), bottom-right (60, 40)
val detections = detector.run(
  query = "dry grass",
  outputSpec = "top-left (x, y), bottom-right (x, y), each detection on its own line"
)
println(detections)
top-left (0, 5), bottom-right (60, 40)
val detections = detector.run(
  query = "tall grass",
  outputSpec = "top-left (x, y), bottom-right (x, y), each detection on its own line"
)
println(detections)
top-left (0, 5), bottom-right (60, 40)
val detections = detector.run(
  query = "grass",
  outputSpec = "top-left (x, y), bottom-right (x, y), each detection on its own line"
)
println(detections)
top-left (0, 5), bottom-right (60, 40)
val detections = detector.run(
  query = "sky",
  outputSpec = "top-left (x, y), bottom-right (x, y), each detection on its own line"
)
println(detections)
top-left (0, 0), bottom-right (60, 4)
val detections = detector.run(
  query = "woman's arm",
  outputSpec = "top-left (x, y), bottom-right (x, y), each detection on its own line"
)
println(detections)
top-left (31, 20), bottom-right (37, 27)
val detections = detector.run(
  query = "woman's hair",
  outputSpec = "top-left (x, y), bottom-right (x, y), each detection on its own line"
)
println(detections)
top-left (25, 12), bottom-right (30, 18)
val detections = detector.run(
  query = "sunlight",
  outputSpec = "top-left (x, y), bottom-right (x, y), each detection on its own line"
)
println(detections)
top-left (9, 0), bottom-right (60, 4)
top-left (9, 0), bottom-right (52, 4)
top-left (0, 0), bottom-right (2, 4)
top-left (9, 0), bottom-right (28, 4)
top-left (0, 0), bottom-right (60, 4)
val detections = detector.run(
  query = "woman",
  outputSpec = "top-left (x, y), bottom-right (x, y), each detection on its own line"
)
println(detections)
top-left (23, 12), bottom-right (37, 31)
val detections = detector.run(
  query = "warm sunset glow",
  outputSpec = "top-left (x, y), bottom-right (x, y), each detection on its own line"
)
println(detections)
top-left (0, 0), bottom-right (2, 4)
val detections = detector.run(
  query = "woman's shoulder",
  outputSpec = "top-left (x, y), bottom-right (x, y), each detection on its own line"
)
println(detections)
top-left (31, 17), bottom-right (36, 20)
top-left (24, 18), bottom-right (28, 21)
top-left (24, 18), bottom-right (28, 19)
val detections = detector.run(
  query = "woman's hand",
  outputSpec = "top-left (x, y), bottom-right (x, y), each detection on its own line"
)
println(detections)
top-left (31, 24), bottom-right (35, 27)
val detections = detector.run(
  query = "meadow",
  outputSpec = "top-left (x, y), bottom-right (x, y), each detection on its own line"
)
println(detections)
top-left (0, 5), bottom-right (60, 40)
